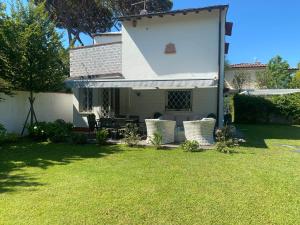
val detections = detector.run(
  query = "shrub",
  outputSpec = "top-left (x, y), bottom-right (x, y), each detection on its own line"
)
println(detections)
top-left (272, 93), bottom-right (300, 124)
top-left (96, 129), bottom-right (109, 145)
top-left (150, 132), bottom-right (163, 150)
top-left (0, 124), bottom-right (7, 145)
top-left (46, 120), bottom-right (73, 143)
top-left (27, 122), bottom-right (48, 141)
top-left (215, 126), bottom-right (240, 154)
top-left (233, 93), bottom-right (300, 124)
top-left (181, 140), bottom-right (200, 152)
top-left (233, 94), bottom-right (276, 124)
top-left (71, 133), bottom-right (88, 145)
top-left (123, 123), bottom-right (141, 147)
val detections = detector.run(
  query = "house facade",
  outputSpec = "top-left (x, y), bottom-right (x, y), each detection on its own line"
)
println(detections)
top-left (225, 62), bottom-right (298, 91)
top-left (67, 5), bottom-right (231, 129)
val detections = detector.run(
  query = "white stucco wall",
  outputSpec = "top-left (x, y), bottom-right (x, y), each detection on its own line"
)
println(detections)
top-left (119, 88), bottom-right (217, 121)
top-left (122, 10), bottom-right (223, 80)
top-left (94, 33), bottom-right (121, 44)
top-left (72, 87), bottom-right (218, 127)
top-left (0, 91), bottom-right (73, 133)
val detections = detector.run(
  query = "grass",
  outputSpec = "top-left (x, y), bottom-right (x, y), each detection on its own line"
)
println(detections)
top-left (0, 124), bottom-right (300, 225)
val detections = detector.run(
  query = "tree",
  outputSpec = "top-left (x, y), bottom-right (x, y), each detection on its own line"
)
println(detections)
top-left (112, 0), bottom-right (173, 16)
top-left (232, 71), bottom-right (250, 92)
top-left (290, 63), bottom-right (300, 88)
top-left (1, 0), bottom-right (68, 131)
top-left (34, 0), bottom-right (173, 46)
top-left (256, 56), bottom-right (292, 88)
top-left (0, 2), bottom-right (14, 98)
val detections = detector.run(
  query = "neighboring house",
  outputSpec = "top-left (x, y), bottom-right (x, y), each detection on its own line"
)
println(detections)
top-left (225, 62), bottom-right (298, 90)
top-left (66, 5), bottom-right (232, 129)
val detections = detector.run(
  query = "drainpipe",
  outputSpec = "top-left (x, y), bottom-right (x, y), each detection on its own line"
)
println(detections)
top-left (216, 8), bottom-right (222, 127)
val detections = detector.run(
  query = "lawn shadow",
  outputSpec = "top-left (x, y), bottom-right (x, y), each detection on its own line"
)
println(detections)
top-left (0, 141), bottom-right (122, 193)
top-left (237, 124), bottom-right (300, 149)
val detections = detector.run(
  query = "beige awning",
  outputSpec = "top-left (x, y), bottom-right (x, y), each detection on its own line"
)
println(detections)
top-left (65, 78), bottom-right (218, 89)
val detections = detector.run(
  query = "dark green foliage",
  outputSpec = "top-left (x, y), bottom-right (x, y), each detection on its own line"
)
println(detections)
top-left (180, 140), bottom-right (200, 152)
top-left (114, 0), bottom-right (173, 16)
top-left (46, 120), bottom-right (73, 143)
top-left (71, 133), bottom-right (88, 145)
top-left (256, 56), bottom-right (292, 88)
top-left (215, 126), bottom-right (239, 154)
top-left (272, 94), bottom-right (300, 124)
top-left (34, 0), bottom-right (173, 46)
top-left (0, 1), bottom-right (68, 94)
top-left (233, 95), bottom-right (277, 124)
top-left (27, 120), bottom-right (73, 143)
top-left (150, 132), bottom-right (162, 149)
top-left (27, 122), bottom-right (48, 141)
top-left (123, 123), bottom-right (141, 147)
top-left (0, 124), bottom-right (21, 145)
top-left (233, 94), bottom-right (300, 124)
top-left (96, 129), bottom-right (109, 145)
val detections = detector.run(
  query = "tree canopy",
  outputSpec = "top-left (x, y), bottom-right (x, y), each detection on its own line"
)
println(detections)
top-left (0, 0), bottom-right (68, 95)
top-left (34, 0), bottom-right (173, 46)
top-left (256, 56), bottom-right (292, 89)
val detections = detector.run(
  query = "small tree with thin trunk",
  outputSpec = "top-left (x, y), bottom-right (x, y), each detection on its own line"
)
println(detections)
top-left (232, 71), bottom-right (250, 92)
top-left (1, 1), bottom-right (68, 133)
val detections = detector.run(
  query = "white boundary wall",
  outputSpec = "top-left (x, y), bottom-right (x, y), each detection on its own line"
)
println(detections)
top-left (0, 91), bottom-right (73, 133)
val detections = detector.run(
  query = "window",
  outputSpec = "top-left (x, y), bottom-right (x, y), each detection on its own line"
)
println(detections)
top-left (166, 90), bottom-right (192, 111)
top-left (80, 88), bottom-right (93, 112)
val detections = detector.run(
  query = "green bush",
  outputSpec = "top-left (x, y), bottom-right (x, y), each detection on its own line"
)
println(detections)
top-left (272, 94), bottom-right (300, 124)
top-left (46, 120), bottom-right (73, 143)
top-left (96, 129), bottom-right (109, 145)
top-left (123, 123), bottom-right (141, 147)
top-left (0, 124), bottom-right (21, 145)
top-left (215, 126), bottom-right (240, 154)
top-left (150, 132), bottom-right (163, 150)
top-left (181, 140), bottom-right (200, 152)
top-left (71, 133), bottom-right (88, 145)
top-left (233, 94), bottom-right (300, 124)
top-left (27, 122), bottom-right (48, 141)
top-left (27, 120), bottom-right (73, 143)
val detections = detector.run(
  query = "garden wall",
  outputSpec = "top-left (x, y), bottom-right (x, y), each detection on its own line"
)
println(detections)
top-left (0, 91), bottom-right (73, 133)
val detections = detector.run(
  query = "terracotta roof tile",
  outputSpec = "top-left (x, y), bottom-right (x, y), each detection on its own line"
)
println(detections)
top-left (230, 63), bottom-right (267, 68)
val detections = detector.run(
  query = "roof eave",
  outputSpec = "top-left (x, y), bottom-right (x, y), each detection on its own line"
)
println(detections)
top-left (118, 5), bottom-right (229, 22)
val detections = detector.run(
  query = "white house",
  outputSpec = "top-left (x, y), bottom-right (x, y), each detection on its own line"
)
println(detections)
top-left (66, 5), bottom-right (232, 132)
top-left (225, 62), bottom-right (298, 90)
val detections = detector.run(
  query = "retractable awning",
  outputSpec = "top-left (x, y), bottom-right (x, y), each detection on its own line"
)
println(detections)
top-left (65, 78), bottom-right (218, 89)
top-left (240, 89), bottom-right (300, 96)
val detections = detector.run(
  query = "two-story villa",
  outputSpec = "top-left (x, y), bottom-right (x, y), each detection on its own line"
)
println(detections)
top-left (66, 5), bottom-right (232, 131)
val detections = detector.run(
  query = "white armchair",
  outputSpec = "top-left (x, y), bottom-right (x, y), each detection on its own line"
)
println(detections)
top-left (145, 119), bottom-right (176, 144)
top-left (183, 118), bottom-right (216, 146)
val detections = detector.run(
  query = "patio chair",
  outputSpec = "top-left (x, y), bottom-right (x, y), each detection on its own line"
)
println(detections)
top-left (87, 114), bottom-right (98, 132)
top-left (145, 119), bottom-right (176, 144)
top-left (183, 118), bottom-right (216, 146)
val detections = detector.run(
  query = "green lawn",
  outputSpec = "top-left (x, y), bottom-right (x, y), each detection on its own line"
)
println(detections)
top-left (1, 125), bottom-right (300, 225)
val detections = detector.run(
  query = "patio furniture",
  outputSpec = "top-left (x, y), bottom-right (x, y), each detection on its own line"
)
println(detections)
top-left (145, 119), bottom-right (176, 144)
top-left (87, 114), bottom-right (98, 132)
top-left (183, 118), bottom-right (216, 146)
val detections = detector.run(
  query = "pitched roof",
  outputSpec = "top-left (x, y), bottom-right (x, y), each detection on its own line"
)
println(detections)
top-left (230, 63), bottom-right (298, 71)
top-left (230, 63), bottom-right (267, 69)
top-left (118, 5), bottom-right (229, 21)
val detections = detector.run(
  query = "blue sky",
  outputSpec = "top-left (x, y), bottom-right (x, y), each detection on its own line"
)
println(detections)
top-left (6, 0), bottom-right (300, 67)
top-left (76, 0), bottom-right (300, 67)
top-left (170, 0), bottom-right (300, 67)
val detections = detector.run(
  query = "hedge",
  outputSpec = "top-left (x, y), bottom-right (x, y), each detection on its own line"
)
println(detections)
top-left (233, 93), bottom-right (300, 124)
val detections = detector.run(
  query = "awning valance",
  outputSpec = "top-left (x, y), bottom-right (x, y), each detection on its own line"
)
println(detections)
top-left (240, 89), bottom-right (300, 96)
top-left (65, 78), bottom-right (218, 89)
